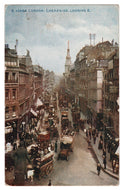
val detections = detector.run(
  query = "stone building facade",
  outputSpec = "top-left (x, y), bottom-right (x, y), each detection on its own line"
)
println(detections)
top-left (65, 41), bottom-right (119, 137)
top-left (5, 45), bottom-right (43, 143)
top-left (5, 45), bottom-right (19, 142)
top-left (102, 48), bottom-right (119, 137)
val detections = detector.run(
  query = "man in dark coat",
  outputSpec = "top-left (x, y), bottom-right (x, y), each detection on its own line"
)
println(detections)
top-left (97, 162), bottom-right (101, 176)
top-left (93, 135), bottom-right (96, 144)
top-left (12, 141), bottom-right (30, 185)
top-left (102, 148), bottom-right (106, 157)
top-left (89, 130), bottom-right (91, 140)
top-left (55, 140), bottom-right (58, 153)
top-left (103, 156), bottom-right (107, 169)
top-left (48, 179), bottom-right (52, 186)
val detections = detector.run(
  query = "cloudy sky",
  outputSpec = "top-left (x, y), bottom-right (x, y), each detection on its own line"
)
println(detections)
top-left (5, 4), bottom-right (119, 75)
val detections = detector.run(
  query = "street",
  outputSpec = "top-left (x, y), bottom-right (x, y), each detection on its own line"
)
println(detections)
top-left (26, 99), bottom-right (118, 186)
top-left (5, 93), bottom-right (119, 186)
top-left (30, 131), bottom-right (118, 186)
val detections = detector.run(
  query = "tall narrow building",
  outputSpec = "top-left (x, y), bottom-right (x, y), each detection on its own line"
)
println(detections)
top-left (64, 40), bottom-right (71, 77)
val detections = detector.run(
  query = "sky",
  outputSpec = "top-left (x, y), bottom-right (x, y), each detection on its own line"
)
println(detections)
top-left (5, 4), bottom-right (119, 75)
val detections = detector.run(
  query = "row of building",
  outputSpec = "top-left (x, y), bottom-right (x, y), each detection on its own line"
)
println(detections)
top-left (5, 44), bottom-right (55, 144)
top-left (64, 40), bottom-right (119, 138)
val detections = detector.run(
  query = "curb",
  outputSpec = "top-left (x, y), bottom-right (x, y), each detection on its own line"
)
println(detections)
top-left (90, 143), bottom-right (119, 180)
top-left (82, 129), bottom-right (119, 180)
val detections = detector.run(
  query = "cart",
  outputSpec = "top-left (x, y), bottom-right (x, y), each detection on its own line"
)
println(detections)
top-left (58, 135), bottom-right (74, 161)
top-left (27, 144), bottom-right (54, 178)
top-left (33, 152), bottom-right (54, 178)
top-left (39, 152), bottom-right (54, 177)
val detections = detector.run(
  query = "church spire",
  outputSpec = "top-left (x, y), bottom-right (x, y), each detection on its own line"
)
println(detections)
top-left (64, 40), bottom-right (71, 77)
top-left (65, 40), bottom-right (71, 65)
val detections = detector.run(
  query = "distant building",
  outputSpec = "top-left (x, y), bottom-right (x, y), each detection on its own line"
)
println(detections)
top-left (43, 70), bottom-right (55, 102)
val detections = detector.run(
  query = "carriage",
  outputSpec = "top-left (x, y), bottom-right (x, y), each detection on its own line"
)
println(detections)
top-left (58, 135), bottom-right (74, 161)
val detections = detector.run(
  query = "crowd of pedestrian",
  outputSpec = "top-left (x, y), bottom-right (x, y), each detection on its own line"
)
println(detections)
top-left (85, 126), bottom-right (119, 176)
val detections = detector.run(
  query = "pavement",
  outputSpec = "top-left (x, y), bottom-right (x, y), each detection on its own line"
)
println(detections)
top-left (83, 123), bottom-right (119, 180)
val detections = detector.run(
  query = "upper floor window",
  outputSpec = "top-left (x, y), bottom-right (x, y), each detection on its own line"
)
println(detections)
top-left (5, 72), bottom-right (9, 83)
top-left (12, 89), bottom-right (16, 99)
top-left (5, 106), bottom-right (9, 114)
top-left (5, 89), bottom-right (9, 100)
top-left (12, 73), bottom-right (16, 82)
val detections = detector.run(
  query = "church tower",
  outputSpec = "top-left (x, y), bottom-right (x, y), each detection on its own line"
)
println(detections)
top-left (65, 40), bottom-right (71, 77)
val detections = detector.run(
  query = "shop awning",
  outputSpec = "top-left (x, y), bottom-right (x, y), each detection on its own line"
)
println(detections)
top-left (36, 98), bottom-right (43, 107)
top-left (30, 108), bottom-right (37, 117)
top-left (115, 146), bottom-right (119, 156)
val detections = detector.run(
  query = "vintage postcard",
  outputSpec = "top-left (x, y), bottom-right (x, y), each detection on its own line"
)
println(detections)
top-left (4, 4), bottom-right (119, 186)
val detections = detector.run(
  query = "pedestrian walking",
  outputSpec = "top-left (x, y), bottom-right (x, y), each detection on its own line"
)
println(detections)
top-left (100, 133), bottom-right (103, 141)
top-left (112, 159), bottom-right (116, 173)
top-left (96, 129), bottom-right (99, 137)
top-left (55, 140), bottom-right (57, 153)
top-left (103, 156), bottom-right (107, 169)
top-left (102, 148), bottom-right (106, 156)
top-left (89, 130), bottom-right (91, 140)
top-left (97, 163), bottom-right (101, 176)
top-left (87, 138), bottom-right (91, 149)
top-left (92, 129), bottom-right (95, 138)
top-left (115, 162), bottom-right (119, 174)
top-left (93, 135), bottom-right (96, 144)
top-left (108, 142), bottom-right (111, 153)
top-left (48, 179), bottom-right (52, 186)
top-left (86, 130), bottom-right (88, 138)
top-left (98, 140), bottom-right (103, 149)
top-left (12, 141), bottom-right (31, 186)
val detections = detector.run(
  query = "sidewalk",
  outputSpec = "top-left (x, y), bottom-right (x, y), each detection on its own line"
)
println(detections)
top-left (83, 124), bottom-right (119, 180)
